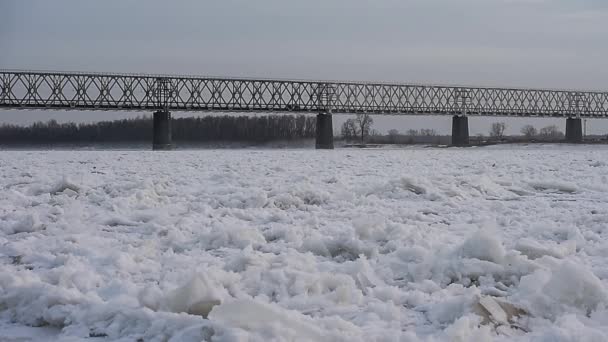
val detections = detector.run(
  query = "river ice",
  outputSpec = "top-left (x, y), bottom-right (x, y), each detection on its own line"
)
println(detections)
top-left (1, 145), bottom-right (608, 341)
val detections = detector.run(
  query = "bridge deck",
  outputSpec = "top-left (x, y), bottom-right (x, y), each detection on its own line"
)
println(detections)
top-left (1, 70), bottom-right (607, 117)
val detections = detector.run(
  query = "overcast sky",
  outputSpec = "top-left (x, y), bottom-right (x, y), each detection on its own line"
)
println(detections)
top-left (1, 0), bottom-right (608, 134)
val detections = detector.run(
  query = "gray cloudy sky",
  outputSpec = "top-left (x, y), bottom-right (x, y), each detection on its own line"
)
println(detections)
top-left (1, 0), bottom-right (608, 134)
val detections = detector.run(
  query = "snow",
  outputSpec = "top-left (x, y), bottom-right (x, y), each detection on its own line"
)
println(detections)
top-left (459, 228), bottom-right (506, 264)
top-left (1, 144), bottom-right (608, 341)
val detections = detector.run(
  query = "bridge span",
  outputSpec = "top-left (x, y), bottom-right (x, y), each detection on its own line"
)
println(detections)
top-left (1, 70), bottom-right (607, 149)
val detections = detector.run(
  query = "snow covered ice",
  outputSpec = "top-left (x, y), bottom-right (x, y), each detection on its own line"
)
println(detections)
top-left (2, 144), bottom-right (608, 341)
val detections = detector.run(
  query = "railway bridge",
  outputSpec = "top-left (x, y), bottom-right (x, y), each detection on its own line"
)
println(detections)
top-left (1, 70), bottom-right (607, 149)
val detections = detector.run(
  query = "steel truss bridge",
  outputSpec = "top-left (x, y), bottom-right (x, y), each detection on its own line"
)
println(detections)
top-left (1, 70), bottom-right (607, 117)
top-left (0, 69), bottom-right (605, 149)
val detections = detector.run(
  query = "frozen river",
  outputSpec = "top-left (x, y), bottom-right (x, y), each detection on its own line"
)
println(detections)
top-left (1, 145), bottom-right (608, 341)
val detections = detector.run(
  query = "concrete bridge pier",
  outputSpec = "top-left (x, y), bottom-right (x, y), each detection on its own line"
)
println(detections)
top-left (153, 110), bottom-right (173, 150)
top-left (565, 117), bottom-right (583, 143)
top-left (451, 115), bottom-right (470, 146)
top-left (316, 113), bottom-right (334, 149)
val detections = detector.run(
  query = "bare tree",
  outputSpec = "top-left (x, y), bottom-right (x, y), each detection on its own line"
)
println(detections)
top-left (420, 128), bottom-right (437, 136)
top-left (388, 129), bottom-right (400, 143)
top-left (341, 118), bottom-right (358, 141)
top-left (354, 113), bottom-right (374, 142)
top-left (490, 122), bottom-right (506, 139)
top-left (521, 125), bottom-right (537, 139)
top-left (539, 125), bottom-right (564, 139)
top-left (406, 129), bottom-right (419, 136)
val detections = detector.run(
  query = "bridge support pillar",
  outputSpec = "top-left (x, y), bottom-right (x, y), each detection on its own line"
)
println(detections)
top-left (153, 110), bottom-right (173, 150)
top-left (451, 115), bottom-right (469, 146)
top-left (316, 113), bottom-right (334, 149)
top-left (565, 118), bottom-right (583, 143)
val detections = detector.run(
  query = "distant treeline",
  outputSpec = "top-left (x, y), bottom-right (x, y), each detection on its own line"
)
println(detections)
top-left (0, 115), bottom-right (317, 144)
